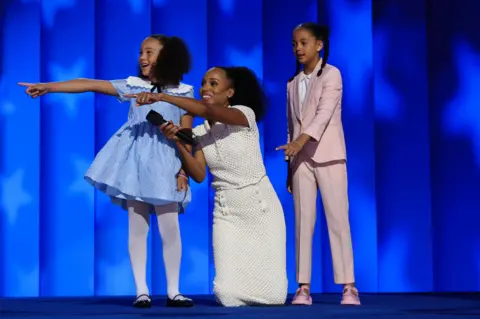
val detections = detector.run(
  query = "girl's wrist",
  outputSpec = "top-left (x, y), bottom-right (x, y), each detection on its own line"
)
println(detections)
top-left (177, 172), bottom-right (188, 180)
top-left (177, 169), bottom-right (188, 179)
top-left (293, 140), bottom-right (304, 149)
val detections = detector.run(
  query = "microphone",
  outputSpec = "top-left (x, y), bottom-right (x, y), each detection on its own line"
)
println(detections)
top-left (146, 110), bottom-right (197, 146)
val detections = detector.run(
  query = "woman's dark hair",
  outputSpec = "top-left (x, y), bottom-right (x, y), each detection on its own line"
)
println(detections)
top-left (288, 23), bottom-right (330, 82)
top-left (139, 34), bottom-right (192, 91)
top-left (217, 66), bottom-right (268, 122)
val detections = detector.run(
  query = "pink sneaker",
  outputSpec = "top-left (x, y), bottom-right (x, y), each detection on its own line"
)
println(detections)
top-left (291, 287), bottom-right (312, 306)
top-left (341, 286), bottom-right (361, 305)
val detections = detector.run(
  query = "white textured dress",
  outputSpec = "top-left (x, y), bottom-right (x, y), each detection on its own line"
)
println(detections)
top-left (193, 105), bottom-right (288, 307)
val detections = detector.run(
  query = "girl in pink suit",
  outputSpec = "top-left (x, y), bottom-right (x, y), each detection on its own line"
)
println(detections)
top-left (276, 22), bottom-right (360, 306)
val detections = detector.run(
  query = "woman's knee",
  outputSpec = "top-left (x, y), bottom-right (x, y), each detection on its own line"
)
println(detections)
top-left (214, 285), bottom-right (286, 307)
top-left (214, 285), bottom-right (244, 307)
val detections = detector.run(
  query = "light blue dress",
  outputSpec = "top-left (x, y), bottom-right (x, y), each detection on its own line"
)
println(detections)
top-left (84, 76), bottom-right (193, 213)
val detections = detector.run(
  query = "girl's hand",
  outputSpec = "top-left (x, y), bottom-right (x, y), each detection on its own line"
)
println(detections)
top-left (123, 92), bottom-right (163, 106)
top-left (177, 171), bottom-right (189, 192)
top-left (18, 82), bottom-right (50, 98)
top-left (276, 140), bottom-right (304, 157)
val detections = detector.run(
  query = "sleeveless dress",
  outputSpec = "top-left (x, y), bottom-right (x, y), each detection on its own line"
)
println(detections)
top-left (84, 76), bottom-right (193, 213)
top-left (192, 105), bottom-right (288, 306)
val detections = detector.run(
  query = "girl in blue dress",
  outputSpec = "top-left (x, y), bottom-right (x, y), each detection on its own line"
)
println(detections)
top-left (18, 34), bottom-right (195, 308)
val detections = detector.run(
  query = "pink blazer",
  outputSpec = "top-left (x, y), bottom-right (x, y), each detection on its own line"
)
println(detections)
top-left (287, 59), bottom-right (347, 164)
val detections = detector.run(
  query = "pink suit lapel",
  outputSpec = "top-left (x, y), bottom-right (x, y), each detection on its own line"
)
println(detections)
top-left (301, 59), bottom-right (323, 121)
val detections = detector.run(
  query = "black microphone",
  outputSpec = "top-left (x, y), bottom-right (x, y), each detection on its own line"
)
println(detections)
top-left (146, 110), bottom-right (197, 146)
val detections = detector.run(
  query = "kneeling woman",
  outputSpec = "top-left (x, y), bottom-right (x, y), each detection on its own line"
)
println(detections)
top-left (125, 67), bottom-right (288, 307)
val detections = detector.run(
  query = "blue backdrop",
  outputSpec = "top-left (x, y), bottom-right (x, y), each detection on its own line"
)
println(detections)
top-left (0, 0), bottom-right (479, 297)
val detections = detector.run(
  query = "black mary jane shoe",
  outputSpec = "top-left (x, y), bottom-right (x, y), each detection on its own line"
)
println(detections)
top-left (166, 294), bottom-right (194, 308)
top-left (133, 294), bottom-right (152, 308)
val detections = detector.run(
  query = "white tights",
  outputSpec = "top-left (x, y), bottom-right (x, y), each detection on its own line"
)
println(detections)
top-left (127, 200), bottom-right (182, 300)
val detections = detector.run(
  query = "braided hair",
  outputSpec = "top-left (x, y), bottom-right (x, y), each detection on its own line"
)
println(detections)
top-left (288, 23), bottom-right (330, 82)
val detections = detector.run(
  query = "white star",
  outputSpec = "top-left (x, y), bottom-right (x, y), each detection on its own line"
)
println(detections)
top-left (225, 45), bottom-right (263, 80)
top-left (69, 155), bottom-right (94, 206)
top-left (45, 58), bottom-right (88, 118)
top-left (184, 248), bottom-right (209, 293)
top-left (97, 258), bottom-right (135, 295)
top-left (41, 0), bottom-right (77, 29)
top-left (373, 28), bottom-right (401, 120)
top-left (329, 0), bottom-right (371, 114)
top-left (16, 267), bottom-right (39, 297)
top-left (378, 229), bottom-right (410, 289)
top-left (1, 102), bottom-right (15, 116)
top-left (443, 40), bottom-right (480, 166)
top-left (0, 75), bottom-right (17, 116)
top-left (219, 0), bottom-right (235, 16)
top-left (0, 169), bottom-right (32, 226)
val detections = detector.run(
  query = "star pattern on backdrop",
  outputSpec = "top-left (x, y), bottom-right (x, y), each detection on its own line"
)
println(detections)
top-left (115, 0), bottom-right (146, 14)
top-left (225, 43), bottom-right (284, 99)
top-left (225, 45), bottom-right (263, 79)
top-left (219, 0), bottom-right (235, 16)
top-left (184, 248), bottom-right (208, 284)
top-left (224, 45), bottom-right (280, 106)
top-left (379, 229), bottom-right (410, 289)
top-left (69, 155), bottom-right (94, 206)
top-left (0, 75), bottom-right (17, 116)
top-left (97, 258), bottom-right (134, 294)
top-left (1, 101), bottom-right (16, 116)
top-left (16, 267), bottom-right (39, 297)
top-left (0, 169), bottom-right (32, 226)
top-left (372, 27), bottom-right (401, 120)
top-left (47, 58), bottom-right (87, 118)
top-left (329, 0), bottom-right (371, 113)
top-left (41, 0), bottom-right (77, 29)
top-left (443, 40), bottom-right (480, 166)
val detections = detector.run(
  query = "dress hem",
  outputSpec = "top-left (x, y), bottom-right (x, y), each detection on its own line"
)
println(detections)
top-left (84, 176), bottom-right (189, 214)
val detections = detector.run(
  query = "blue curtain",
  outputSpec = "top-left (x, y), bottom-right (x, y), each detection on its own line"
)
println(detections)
top-left (0, 0), bottom-right (479, 297)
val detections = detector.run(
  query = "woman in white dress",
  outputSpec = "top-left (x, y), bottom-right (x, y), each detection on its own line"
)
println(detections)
top-left (124, 66), bottom-right (288, 307)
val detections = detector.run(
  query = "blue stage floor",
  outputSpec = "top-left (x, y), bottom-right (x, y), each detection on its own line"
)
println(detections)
top-left (1, 293), bottom-right (479, 319)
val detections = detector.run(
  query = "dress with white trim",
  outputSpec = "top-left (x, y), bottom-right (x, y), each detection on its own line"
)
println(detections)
top-left (85, 76), bottom-right (193, 212)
